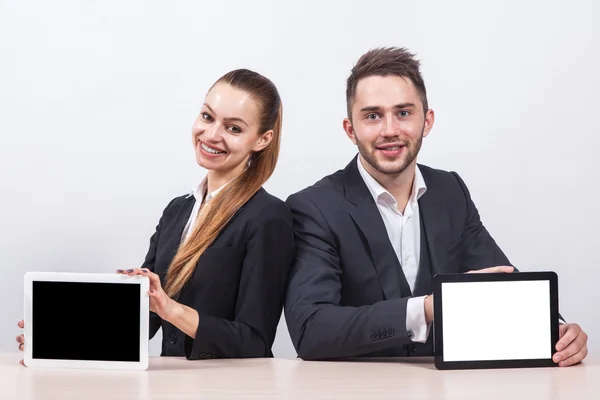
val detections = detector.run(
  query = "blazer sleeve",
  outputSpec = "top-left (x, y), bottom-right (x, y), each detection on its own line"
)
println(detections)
top-left (452, 173), bottom-right (567, 321)
top-left (184, 203), bottom-right (295, 360)
top-left (140, 198), bottom-right (178, 340)
top-left (284, 193), bottom-right (414, 361)
top-left (451, 172), bottom-right (513, 271)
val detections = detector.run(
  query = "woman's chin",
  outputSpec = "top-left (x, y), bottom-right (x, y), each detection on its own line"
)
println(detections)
top-left (195, 155), bottom-right (219, 170)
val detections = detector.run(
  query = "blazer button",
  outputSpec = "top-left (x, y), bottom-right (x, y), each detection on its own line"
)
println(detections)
top-left (407, 330), bottom-right (415, 339)
top-left (168, 333), bottom-right (177, 345)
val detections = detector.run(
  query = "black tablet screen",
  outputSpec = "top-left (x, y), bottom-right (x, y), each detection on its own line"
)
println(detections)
top-left (32, 281), bottom-right (140, 362)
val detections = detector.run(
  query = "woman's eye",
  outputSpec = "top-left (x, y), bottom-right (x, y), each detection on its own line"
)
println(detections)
top-left (228, 126), bottom-right (241, 134)
top-left (201, 112), bottom-right (213, 121)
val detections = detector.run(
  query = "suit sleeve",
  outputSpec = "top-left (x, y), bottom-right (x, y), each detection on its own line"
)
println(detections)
top-left (285, 194), bottom-right (414, 360)
top-left (140, 198), bottom-right (178, 340)
top-left (451, 172), bottom-right (512, 271)
top-left (184, 204), bottom-right (295, 360)
top-left (452, 173), bottom-right (566, 321)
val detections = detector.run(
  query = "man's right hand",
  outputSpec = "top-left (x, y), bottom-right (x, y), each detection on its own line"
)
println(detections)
top-left (467, 266), bottom-right (514, 274)
top-left (424, 266), bottom-right (515, 323)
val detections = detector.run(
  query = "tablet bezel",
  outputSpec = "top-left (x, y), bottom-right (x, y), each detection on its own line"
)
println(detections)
top-left (433, 271), bottom-right (559, 370)
top-left (24, 272), bottom-right (149, 370)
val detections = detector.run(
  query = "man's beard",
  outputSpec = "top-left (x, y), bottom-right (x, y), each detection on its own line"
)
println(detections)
top-left (356, 127), bottom-right (424, 176)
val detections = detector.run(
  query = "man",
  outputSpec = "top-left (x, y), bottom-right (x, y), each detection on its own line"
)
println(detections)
top-left (284, 47), bottom-right (588, 366)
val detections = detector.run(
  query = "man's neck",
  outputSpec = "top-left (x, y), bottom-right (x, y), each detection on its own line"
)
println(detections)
top-left (359, 155), bottom-right (416, 214)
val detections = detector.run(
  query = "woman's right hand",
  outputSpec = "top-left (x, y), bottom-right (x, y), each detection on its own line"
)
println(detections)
top-left (16, 320), bottom-right (25, 366)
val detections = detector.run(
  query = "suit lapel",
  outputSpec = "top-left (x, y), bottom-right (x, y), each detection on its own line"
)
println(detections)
top-left (164, 196), bottom-right (196, 259)
top-left (344, 157), bottom-right (411, 299)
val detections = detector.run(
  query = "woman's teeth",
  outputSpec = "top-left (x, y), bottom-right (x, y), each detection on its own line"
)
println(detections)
top-left (201, 143), bottom-right (225, 154)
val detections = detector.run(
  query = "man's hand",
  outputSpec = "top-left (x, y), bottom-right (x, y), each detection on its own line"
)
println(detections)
top-left (467, 265), bottom-right (514, 274)
top-left (424, 266), bottom-right (514, 322)
top-left (554, 323), bottom-right (588, 367)
top-left (424, 295), bottom-right (434, 323)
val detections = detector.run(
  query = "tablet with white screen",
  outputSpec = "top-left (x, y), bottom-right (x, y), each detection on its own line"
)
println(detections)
top-left (433, 271), bottom-right (559, 370)
top-left (24, 272), bottom-right (149, 370)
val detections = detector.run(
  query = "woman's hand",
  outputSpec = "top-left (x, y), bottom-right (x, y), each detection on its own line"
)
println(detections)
top-left (15, 320), bottom-right (25, 366)
top-left (117, 268), bottom-right (182, 321)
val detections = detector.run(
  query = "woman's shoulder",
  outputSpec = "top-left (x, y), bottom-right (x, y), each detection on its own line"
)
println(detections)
top-left (158, 193), bottom-right (195, 218)
top-left (245, 188), bottom-right (292, 222)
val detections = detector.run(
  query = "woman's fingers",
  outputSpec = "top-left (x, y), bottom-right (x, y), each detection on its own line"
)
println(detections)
top-left (16, 334), bottom-right (24, 351)
top-left (116, 268), bottom-right (146, 276)
top-left (18, 320), bottom-right (24, 329)
top-left (142, 269), bottom-right (162, 289)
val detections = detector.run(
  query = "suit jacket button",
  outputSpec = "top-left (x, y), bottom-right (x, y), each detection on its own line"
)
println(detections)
top-left (407, 330), bottom-right (414, 339)
top-left (168, 333), bottom-right (177, 345)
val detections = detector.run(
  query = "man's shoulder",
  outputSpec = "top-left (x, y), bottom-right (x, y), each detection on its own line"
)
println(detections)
top-left (418, 164), bottom-right (474, 208)
top-left (418, 164), bottom-right (464, 191)
top-left (418, 163), bottom-right (457, 181)
top-left (287, 168), bottom-right (346, 208)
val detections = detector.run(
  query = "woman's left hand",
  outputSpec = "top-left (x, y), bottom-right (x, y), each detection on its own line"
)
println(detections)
top-left (117, 268), bottom-right (181, 321)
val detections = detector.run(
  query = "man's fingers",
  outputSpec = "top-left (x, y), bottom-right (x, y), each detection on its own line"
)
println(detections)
top-left (559, 323), bottom-right (568, 338)
top-left (468, 266), bottom-right (515, 274)
top-left (16, 334), bottom-right (23, 344)
top-left (556, 324), bottom-right (581, 351)
top-left (18, 320), bottom-right (24, 329)
top-left (554, 339), bottom-right (580, 363)
top-left (20, 359), bottom-right (25, 366)
top-left (558, 346), bottom-right (587, 367)
top-left (19, 343), bottom-right (24, 352)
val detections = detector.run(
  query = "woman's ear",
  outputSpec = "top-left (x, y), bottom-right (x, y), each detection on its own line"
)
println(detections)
top-left (252, 129), bottom-right (274, 152)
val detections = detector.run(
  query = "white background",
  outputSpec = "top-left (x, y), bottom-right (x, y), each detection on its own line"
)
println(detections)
top-left (1, 0), bottom-right (598, 358)
top-left (441, 281), bottom-right (551, 362)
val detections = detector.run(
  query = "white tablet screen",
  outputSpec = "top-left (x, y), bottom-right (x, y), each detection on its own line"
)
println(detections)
top-left (441, 280), bottom-right (551, 362)
top-left (32, 281), bottom-right (141, 362)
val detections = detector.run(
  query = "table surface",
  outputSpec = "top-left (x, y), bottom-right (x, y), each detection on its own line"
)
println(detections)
top-left (1, 353), bottom-right (597, 399)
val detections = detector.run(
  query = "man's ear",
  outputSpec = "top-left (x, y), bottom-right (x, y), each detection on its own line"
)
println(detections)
top-left (343, 118), bottom-right (357, 145)
top-left (422, 109), bottom-right (435, 138)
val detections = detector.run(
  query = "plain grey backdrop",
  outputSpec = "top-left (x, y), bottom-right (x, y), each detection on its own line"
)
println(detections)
top-left (1, 0), bottom-right (598, 358)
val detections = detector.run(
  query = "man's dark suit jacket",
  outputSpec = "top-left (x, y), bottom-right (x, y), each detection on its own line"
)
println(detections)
top-left (284, 156), bottom-right (511, 360)
top-left (142, 188), bottom-right (294, 360)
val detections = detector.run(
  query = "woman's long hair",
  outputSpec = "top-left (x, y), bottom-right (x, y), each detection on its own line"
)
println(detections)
top-left (164, 69), bottom-right (282, 298)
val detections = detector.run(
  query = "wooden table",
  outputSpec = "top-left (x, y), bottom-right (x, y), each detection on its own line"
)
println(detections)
top-left (1, 353), bottom-right (597, 399)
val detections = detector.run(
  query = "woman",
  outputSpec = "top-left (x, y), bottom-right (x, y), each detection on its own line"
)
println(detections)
top-left (16, 69), bottom-right (294, 361)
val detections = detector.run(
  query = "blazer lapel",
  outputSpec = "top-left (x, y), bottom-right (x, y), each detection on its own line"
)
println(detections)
top-left (164, 196), bottom-right (196, 259)
top-left (344, 156), bottom-right (411, 299)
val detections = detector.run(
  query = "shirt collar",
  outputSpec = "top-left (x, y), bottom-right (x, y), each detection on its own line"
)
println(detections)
top-left (356, 156), bottom-right (427, 207)
top-left (189, 176), bottom-right (229, 205)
